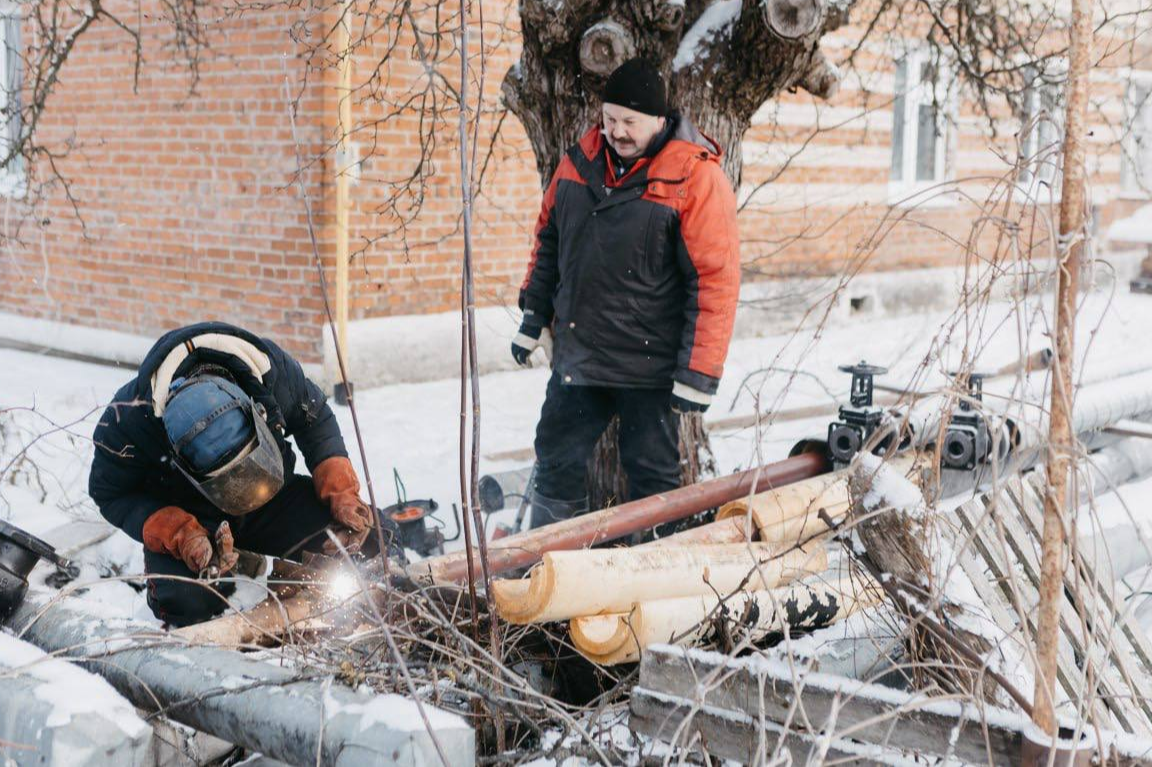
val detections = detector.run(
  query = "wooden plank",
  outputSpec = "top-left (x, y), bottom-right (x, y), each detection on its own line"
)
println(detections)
top-left (629, 687), bottom-right (873, 765)
top-left (1024, 471), bottom-right (1152, 675)
top-left (952, 499), bottom-right (1089, 715)
top-left (635, 646), bottom-right (1023, 765)
top-left (1011, 476), bottom-right (1152, 734)
top-left (1003, 480), bottom-right (1145, 733)
top-left (633, 651), bottom-right (1152, 767)
top-left (956, 492), bottom-right (1129, 731)
top-left (952, 541), bottom-right (1036, 671)
top-left (983, 478), bottom-right (1144, 733)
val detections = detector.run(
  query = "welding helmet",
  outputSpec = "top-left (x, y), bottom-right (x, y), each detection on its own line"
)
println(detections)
top-left (162, 375), bottom-right (284, 515)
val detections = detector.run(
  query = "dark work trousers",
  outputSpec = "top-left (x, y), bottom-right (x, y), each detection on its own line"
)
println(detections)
top-left (145, 474), bottom-right (332, 627)
top-left (533, 373), bottom-right (682, 506)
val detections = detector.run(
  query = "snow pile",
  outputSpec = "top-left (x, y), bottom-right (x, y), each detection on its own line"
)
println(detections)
top-left (855, 452), bottom-right (926, 515)
top-left (2, 287), bottom-right (1152, 757)
top-left (322, 684), bottom-right (465, 732)
top-left (1108, 204), bottom-right (1152, 244)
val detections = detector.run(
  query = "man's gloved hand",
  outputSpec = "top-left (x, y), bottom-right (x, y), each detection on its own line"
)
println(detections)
top-left (671, 381), bottom-right (713, 414)
top-left (212, 521), bottom-right (240, 576)
top-left (143, 506), bottom-right (215, 573)
top-left (511, 313), bottom-right (553, 368)
top-left (312, 456), bottom-right (375, 554)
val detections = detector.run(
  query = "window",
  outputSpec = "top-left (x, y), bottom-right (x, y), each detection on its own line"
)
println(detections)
top-left (1122, 79), bottom-right (1152, 197)
top-left (0, 8), bottom-right (22, 195)
top-left (890, 51), bottom-right (951, 194)
top-left (1019, 77), bottom-right (1064, 192)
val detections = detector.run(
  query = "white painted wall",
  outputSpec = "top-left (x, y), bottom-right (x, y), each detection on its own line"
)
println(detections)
top-left (2, 250), bottom-right (1143, 392)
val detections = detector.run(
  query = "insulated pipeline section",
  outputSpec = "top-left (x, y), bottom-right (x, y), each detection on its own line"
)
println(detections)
top-left (413, 451), bottom-right (830, 585)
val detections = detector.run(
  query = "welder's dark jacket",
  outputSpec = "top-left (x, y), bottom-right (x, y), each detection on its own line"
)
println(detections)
top-left (519, 116), bottom-right (741, 393)
top-left (88, 322), bottom-right (347, 542)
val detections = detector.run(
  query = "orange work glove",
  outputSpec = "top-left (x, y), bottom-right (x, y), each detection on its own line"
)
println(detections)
top-left (143, 506), bottom-right (214, 573)
top-left (312, 456), bottom-right (374, 554)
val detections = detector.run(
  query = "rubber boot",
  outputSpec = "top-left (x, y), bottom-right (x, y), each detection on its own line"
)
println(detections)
top-left (528, 491), bottom-right (589, 530)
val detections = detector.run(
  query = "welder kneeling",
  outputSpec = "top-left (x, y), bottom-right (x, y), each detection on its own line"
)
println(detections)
top-left (89, 322), bottom-right (399, 627)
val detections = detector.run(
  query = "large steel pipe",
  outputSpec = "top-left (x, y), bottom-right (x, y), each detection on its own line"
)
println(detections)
top-left (1075, 437), bottom-right (1152, 584)
top-left (7, 595), bottom-right (475, 766)
top-left (911, 368), bottom-right (1152, 455)
top-left (411, 451), bottom-right (829, 584)
top-left (0, 632), bottom-right (153, 766)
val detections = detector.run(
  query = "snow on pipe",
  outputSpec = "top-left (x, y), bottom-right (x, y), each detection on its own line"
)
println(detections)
top-left (491, 544), bottom-right (828, 625)
top-left (0, 632), bottom-right (153, 766)
top-left (1074, 437), bottom-right (1152, 584)
top-left (569, 574), bottom-right (883, 666)
top-left (6, 595), bottom-right (475, 767)
top-left (1018, 368), bottom-right (1152, 450)
top-left (713, 456), bottom-right (920, 547)
top-left (1082, 432), bottom-right (1152, 500)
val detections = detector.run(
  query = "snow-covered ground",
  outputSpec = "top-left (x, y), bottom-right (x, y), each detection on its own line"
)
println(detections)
top-left (4, 288), bottom-right (1152, 624)
top-left (4, 286), bottom-right (1152, 765)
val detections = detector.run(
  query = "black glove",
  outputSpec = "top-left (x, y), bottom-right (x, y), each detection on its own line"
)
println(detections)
top-left (671, 381), bottom-right (712, 414)
top-left (511, 314), bottom-right (553, 368)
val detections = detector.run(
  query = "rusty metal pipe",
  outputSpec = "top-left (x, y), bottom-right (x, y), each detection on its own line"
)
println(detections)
top-left (410, 451), bottom-right (829, 584)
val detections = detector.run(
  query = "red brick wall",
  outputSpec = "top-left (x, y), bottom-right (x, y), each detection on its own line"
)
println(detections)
top-left (0, 0), bottom-right (333, 360)
top-left (2, 0), bottom-right (1148, 364)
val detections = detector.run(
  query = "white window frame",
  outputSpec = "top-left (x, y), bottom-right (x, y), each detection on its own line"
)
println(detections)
top-left (888, 48), bottom-right (956, 206)
top-left (1121, 73), bottom-right (1152, 199)
top-left (1017, 71), bottom-right (1065, 201)
top-left (0, 4), bottom-right (23, 198)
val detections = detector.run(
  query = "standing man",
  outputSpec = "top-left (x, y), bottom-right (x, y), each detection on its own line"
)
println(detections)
top-left (89, 321), bottom-right (389, 627)
top-left (512, 58), bottom-right (741, 527)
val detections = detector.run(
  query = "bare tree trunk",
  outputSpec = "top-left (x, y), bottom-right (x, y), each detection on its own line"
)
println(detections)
top-left (1032, 0), bottom-right (1093, 736)
top-left (503, 0), bottom-right (850, 508)
top-left (504, 0), bottom-right (849, 190)
top-left (586, 412), bottom-right (716, 515)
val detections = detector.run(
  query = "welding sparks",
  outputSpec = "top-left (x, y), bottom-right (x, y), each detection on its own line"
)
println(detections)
top-left (328, 571), bottom-right (360, 601)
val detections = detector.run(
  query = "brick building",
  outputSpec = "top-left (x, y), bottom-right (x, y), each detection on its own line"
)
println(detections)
top-left (1, 0), bottom-right (1150, 387)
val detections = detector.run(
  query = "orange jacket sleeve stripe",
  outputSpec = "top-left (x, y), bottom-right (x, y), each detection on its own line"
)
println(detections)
top-left (675, 159), bottom-right (741, 388)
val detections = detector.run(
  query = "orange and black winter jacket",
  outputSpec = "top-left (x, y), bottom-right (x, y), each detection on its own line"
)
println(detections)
top-left (519, 116), bottom-right (741, 394)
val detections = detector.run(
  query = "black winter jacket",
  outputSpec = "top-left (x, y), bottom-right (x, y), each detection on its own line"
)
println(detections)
top-left (519, 115), bottom-right (741, 394)
top-left (88, 322), bottom-right (346, 541)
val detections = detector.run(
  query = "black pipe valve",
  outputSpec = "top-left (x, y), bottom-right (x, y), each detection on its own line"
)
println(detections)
top-left (0, 520), bottom-right (79, 618)
top-left (827, 361), bottom-right (890, 464)
top-left (942, 372), bottom-right (992, 471)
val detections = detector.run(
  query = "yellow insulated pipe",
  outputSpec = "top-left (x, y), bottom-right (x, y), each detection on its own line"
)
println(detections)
top-left (717, 455), bottom-right (917, 545)
top-left (491, 544), bottom-right (827, 625)
top-left (570, 574), bottom-right (883, 665)
top-left (717, 470), bottom-right (851, 534)
top-left (646, 512), bottom-right (752, 546)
